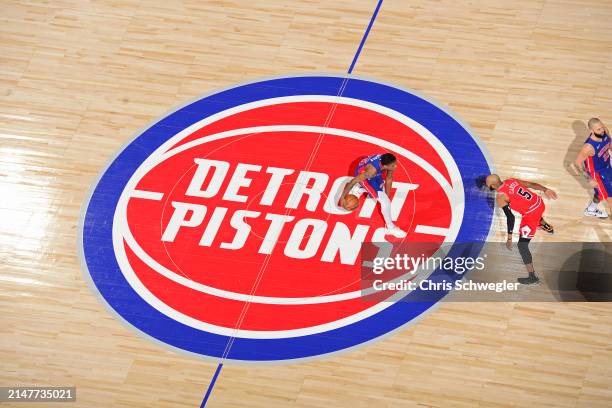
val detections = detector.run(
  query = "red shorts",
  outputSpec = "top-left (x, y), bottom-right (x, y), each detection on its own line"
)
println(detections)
top-left (519, 202), bottom-right (545, 239)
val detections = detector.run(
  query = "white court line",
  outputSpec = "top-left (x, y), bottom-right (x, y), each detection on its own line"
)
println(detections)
top-left (131, 190), bottom-right (164, 200)
top-left (414, 225), bottom-right (450, 236)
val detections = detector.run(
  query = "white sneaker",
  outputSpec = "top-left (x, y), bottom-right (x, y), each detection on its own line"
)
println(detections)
top-left (584, 208), bottom-right (608, 218)
top-left (385, 226), bottom-right (407, 238)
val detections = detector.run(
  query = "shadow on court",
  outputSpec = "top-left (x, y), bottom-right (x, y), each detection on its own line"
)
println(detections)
top-left (555, 243), bottom-right (612, 301)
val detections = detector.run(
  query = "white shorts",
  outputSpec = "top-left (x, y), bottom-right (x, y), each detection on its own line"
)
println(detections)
top-left (349, 183), bottom-right (367, 197)
top-left (350, 180), bottom-right (384, 198)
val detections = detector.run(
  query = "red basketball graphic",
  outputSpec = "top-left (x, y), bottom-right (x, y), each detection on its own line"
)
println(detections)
top-left (114, 96), bottom-right (460, 337)
top-left (82, 76), bottom-right (492, 362)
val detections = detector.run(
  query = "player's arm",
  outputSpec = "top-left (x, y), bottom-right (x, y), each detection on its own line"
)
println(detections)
top-left (340, 165), bottom-right (377, 203)
top-left (515, 179), bottom-right (558, 200)
top-left (573, 143), bottom-right (598, 187)
top-left (497, 193), bottom-right (514, 249)
top-left (384, 169), bottom-right (394, 197)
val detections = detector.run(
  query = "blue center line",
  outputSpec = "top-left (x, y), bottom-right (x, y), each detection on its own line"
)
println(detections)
top-left (348, 0), bottom-right (384, 74)
top-left (198, 1), bottom-right (383, 406)
top-left (199, 363), bottom-right (223, 408)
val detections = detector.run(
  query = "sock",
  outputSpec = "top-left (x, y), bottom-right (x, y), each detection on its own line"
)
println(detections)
top-left (587, 201), bottom-right (598, 211)
top-left (377, 191), bottom-right (395, 229)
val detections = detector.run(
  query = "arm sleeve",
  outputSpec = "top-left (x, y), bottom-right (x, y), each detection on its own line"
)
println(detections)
top-left (501, 204), bottom-right (515, 233)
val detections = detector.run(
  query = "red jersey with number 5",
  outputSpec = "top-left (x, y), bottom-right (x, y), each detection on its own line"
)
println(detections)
top-left (498, 178), bottom-right (543, 215)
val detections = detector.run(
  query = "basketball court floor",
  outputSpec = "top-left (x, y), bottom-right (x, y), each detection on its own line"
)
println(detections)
top-left (2, 0), bottom-right (612, 406)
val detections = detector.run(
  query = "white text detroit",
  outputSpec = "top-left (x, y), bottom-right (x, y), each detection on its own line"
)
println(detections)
top-left (159, 158), bottom-right (417, 265)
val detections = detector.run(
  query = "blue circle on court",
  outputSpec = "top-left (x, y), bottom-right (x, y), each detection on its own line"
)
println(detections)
top-left (79, 75), bottom-right (494, 362)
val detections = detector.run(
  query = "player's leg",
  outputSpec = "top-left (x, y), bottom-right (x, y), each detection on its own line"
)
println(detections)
top-left (517, 236), bottom-right (538, 285)
top-left (517, 217), bottom-right (539, 285)
top-left (376, 190), bottom-right (406, 238)
top-left (593, 169), bottom-right (611, 218)
top-left (358, 178), bottom-right (406, 237)
top-left (538, 217), bottom-right (554, 234)
top-left (584, 159), bottom-right (608, 217)
top-left (584, 189), bottom-right (607, 217)
top-left (600, 168), bottom-right (612, 216)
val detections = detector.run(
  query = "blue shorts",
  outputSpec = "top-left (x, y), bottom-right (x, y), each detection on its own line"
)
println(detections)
top-left (354, 167), bottom-right (384, 198)
top-left (593, 166), bottom-right (612, 200)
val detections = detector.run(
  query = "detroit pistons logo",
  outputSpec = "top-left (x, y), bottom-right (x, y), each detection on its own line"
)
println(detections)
top-left (79, 75), bottom-right (493, 362)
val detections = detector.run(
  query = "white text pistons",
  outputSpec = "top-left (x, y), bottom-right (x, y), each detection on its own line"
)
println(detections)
top-left (156, 159), bottom-right (418, 265)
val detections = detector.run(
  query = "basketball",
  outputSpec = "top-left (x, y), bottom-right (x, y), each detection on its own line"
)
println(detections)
top-left (343, 194), bottom-right (359, 211)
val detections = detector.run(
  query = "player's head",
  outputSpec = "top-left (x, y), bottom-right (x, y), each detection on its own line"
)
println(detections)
top-left (485, 174), bottom-right (503, 191)
top-left (588, 118), bottom-right (606, 137)
top-left (380, 153), bottom-right (397, 171)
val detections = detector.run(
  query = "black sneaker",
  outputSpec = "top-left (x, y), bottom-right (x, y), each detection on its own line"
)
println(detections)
top-left (517, 275), bottom-right (540, 285)
top-left (538, 221), bottom-right (554, 234)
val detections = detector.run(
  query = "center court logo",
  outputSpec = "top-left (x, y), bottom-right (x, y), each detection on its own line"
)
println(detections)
top-left (79, 75), bottom-right (494, 362)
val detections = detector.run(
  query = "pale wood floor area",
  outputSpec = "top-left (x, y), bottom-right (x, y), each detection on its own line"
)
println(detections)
top-left (2, 0), bottom-right (612, 407)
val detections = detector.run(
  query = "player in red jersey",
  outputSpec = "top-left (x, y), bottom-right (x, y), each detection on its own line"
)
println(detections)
top-left (486, 175), bottom-right (558, 285)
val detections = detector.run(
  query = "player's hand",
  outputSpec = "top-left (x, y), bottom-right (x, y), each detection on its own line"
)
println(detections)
top-left (568, 162), bottom-right (579, 175)
top-left (544, 188), bottom-right (557, 199)
top-left (339, 196), bottom-right (346, 208)
top-left (505, 237), bottom-right (512, 250)
top-left (570, 163), bottom-right (587, 178)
